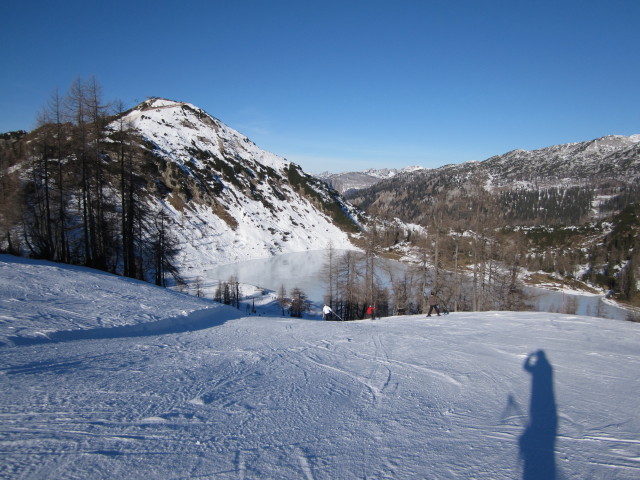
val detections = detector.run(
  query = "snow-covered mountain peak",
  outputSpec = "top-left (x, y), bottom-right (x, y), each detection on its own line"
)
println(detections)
top-left (105, 99), bottom-right (360, 275)
top-left (586, 134), bottom-right (640, 151)
top-left (136, 97), bottom-right (187, 110)
top-left (401, 165), bottom-right (428, 173)
top-left (477, 133), bottom-right (640, 187)
top-left (120, 98), bottom-right (290, 173)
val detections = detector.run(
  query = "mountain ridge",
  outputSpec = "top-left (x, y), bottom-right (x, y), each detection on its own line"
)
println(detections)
top-left (348, 133), bottom-right (640, 223)
top-left (109, 98), bottom-right (361, 269)
top-left (315, 134), bottom-right (640, 196)
top-left (0, 96), bottom-right (363, 288)
top-left (2, 91), bottom-right (638, 300)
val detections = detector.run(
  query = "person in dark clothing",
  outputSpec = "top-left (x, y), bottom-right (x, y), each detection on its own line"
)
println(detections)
top-left (427, 292), bottom-right (440, 317)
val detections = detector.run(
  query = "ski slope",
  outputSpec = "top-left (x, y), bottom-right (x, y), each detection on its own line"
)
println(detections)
top-left (1, 254), bottom-right (639, 479)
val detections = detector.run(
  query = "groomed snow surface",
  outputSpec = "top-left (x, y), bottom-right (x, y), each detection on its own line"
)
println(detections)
top-left (1, 255), bottom-right (639, 479)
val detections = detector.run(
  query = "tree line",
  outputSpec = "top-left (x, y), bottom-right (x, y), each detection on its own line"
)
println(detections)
top-left (321, 205), bottom-right (529, 320)
top-left (0, 77), bottom-right (182, 287)
top-left (349, 169), bottom-right (639, 307)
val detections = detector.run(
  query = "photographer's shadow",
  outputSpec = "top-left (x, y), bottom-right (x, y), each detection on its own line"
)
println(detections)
top-left (519, 350), bottom-right (558, 480)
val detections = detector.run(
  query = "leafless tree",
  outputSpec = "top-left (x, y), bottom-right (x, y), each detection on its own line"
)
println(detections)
top-left (277, 284), bottom-right (289, 315)
top-left (321, 241), bottom-right (338, 309)
top-left (289, 287), bottom-right (311, 317)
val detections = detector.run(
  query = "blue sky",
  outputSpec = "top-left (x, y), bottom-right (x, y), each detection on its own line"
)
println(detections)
top-left (2, 0), bottom-right (639, 173)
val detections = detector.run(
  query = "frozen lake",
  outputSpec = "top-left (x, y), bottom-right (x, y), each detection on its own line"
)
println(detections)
top-left (198, 249), bottom-right (405, 305)
top-left (527, 286), bottom-right (630, 321)
top-left (197, 250), bottom-right (632, 321)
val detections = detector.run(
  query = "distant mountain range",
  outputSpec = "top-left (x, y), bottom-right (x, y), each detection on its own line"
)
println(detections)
top-left (320, 134), bottom-right (640, 191)
top-left (346, 134), bottom-right (640, 224)
top-left (315, 166), bottom-right (426, 195)
top-left (470, 134), bottom-right (640, 188)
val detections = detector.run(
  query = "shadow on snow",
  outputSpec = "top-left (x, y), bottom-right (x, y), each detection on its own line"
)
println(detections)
top-left (519, 349), bottom-right (558, 480)
top-left (8, 306), bottom-right (242, 346)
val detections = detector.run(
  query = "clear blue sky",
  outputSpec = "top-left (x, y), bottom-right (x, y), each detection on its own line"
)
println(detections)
top-left (2, 0), bottom-right (639, 173)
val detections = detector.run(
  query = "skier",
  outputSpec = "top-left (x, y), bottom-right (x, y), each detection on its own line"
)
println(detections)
top-left (426, 291), bottom-right (441, 317)
top-left (322, 304), bottom-right (333, 320)
top-left (366, 305), bottom-right (376, 319)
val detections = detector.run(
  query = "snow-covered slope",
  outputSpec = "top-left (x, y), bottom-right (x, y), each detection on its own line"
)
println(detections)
top-left (120, 98), bottom-right (291, 173)
top-left (1, 255), bottom-right (639, 479)
top-left (406, 134), bottom-right (640, 191)
top-left (0, 254), bottom-right (229, 345)
top-left (108, 99), bottom-right (359, 274)
top-left (479, 134), bottom-right (640, 189)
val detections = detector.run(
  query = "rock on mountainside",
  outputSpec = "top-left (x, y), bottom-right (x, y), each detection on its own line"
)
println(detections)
top-left (109, 98), bottom-right (360, 269)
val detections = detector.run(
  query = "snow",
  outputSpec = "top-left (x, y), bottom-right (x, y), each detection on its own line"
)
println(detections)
top-left (1, 254), bottom-right (640, 479)
top-left (106, 98), bottom-right (355, 271)
top-left (123, 98), bottom-right (291, 175)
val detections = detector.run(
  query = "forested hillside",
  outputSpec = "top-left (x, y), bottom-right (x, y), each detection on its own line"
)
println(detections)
top-left (348, 137), bottom-right (640, 307)
top-left (0, 79), bottom-right (360, 288)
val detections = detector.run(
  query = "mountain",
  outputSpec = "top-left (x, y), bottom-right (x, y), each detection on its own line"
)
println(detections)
top-left (343, 135), bottom-right (640, 304)
top-left (111, 99), bottom-right (361, 269)
top-left (315, 166), bottom-right (425, 195)
top-left (3, 92), bottom-right (638, 302)
top-left (0, 98), bottom-right (363, 285)
top-left (316, 134), bottom-right (640, 198)
top-left (2, 254), bottom-right (640, 479)
top-left (350, 134), bottom-right (640, 224)
top-left (477, 134), bottom-right (640, 189)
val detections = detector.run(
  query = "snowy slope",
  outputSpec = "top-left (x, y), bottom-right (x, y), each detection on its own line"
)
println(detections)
top-left (120, 98), bottom-right (291, 173)
top-left (0, 255), bottom-right (230, 346)
top-left (108, 99), bottom-right (357, 276)
top-left (1, 254), bottom-right (639, 479)
top-left (479, 134), bottom-right (640, 189)
top-left (431, 134), bottom-right (640, 191)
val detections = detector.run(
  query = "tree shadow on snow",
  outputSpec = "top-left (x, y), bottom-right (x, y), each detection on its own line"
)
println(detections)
top-left (8, 306), bottom-right (242, 346)
top-left (519, 349), bottom-right (558, 480)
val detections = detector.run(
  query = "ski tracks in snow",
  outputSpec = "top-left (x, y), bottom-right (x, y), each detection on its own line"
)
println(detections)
top-left (300, 336), bottom-right (393, 406)
top-left (2, 312), bottom-right (639, 479)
